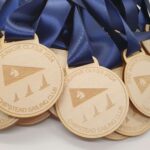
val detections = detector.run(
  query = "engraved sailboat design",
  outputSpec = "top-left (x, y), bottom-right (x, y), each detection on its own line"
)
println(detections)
top-left (106, 94), bottom-right (114, 110)
top-left (26, 85), bottom-right (33, 97)
top-left (40, 75), bottom-right (49, 90)
top-left (14, 93), bottom-right (19, 102)
top-left (93, 105), bottom-right (100, 117)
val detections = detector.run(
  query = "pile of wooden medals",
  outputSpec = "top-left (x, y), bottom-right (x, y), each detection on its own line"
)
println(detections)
top-left (0, 1), bottom-right (150, 142)
top-left (0, 35), bottom-right (150, 140)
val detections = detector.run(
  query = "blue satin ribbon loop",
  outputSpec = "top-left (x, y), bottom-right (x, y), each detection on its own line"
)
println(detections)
top-left (68, 6), bottom-right (93, 67)
top-left (36, 0), bottom-right (71, 47)
top-left (0, 0), bottom-right (19, 30)
top-left (79, 0), bottom-right (149, 55)
top-left (114, 0), bottom-right (139, 31)
top-left (4, 0), bottom-right (150, 69)
top-left (105, 0), bottom-right (141, 55)
top-left (80, 8), bottom-right (122, 68)
top-left (72, 0), bottom-right (85, 8)
top-left (5, 0), bottom-right (47, 41)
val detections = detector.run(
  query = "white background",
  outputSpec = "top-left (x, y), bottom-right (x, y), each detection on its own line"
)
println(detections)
top-left (0, 118), bottom-right (149, 150)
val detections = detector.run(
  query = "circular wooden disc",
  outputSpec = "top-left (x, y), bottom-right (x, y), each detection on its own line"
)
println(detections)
top-left (113, 66), bottom-right (150, 136)
top-left (56, 66), bottom-right (129, 138)
top-left (0, 42), bottom-right (64, 118)
top-left (124, 54), bottom-right (150, 116)
top-left (0, 111), bottom-right (18, 130)
top-left (117, 103), bottom-right (150, 136)
top-left (17, 111), bottom-right (50, 126)
top-left (105, 132), bottom-right (127, 141)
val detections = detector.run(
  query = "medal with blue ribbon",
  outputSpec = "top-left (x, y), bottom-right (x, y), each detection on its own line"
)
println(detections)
top-left (0, 0), bottom-right (64, 118)
top-left (0, 0), bottom-right (149, 137)
top-left (107, 1), bottom-right (150, 117)
top-left (105, 0), bottom-right (150, 137)
top-left (89, 0), bottom-right (150, 134)
top-left (56, 0), bottom-right (150, 138)
top-left (112, 0), bottom-right (150, 54)
top-left (56, 5), bottom-right (129, 139)
top-left (106, 0), bottom-right (150, 117)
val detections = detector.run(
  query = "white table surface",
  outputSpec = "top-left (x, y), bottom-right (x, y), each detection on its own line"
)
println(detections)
top-left (0, 118), bottom-right (149, 150)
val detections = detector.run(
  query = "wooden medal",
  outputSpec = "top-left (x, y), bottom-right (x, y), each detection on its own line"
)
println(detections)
top-left (56, 59), bottom-right (129, 139)
top-left (117, 103), bottom-right (150, 136)
top-left (0, 36), bottom-right (64, 118)
top-left (113, 67), bottom-right (150, 136)
top-left (17, 111), bottom-right (50, 126)
top-left (123, 50), bottom-right (150, 117)
top-left (0, 35), bottom-right (17, 129)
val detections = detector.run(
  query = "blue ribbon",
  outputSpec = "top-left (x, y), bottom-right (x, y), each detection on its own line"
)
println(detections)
top-left (0, 0), bottom-right (19, 31)
top-left (0, 0), bottom-right (6, 9)
top-left (36, 0), bottom-right (71, 48)
top-left (74, 0), bottom-right (150, 54)
top-left (19, 0), bottom-right (33, 6)
top-left (111, 0), bottom-right (139, 31)
top-left (80, 7), bottom-right (122, 68)
top-left (68, 6), bottom-right (94, 67)
top-left (5, 0), bottom-right (47, 41)
top-left (4, 0), bottom-right (150, 69)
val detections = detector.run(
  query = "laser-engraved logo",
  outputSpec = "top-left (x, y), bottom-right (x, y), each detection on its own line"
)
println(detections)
top-left (69, 88), bottom-right (107, 107)
top-left (13, 74), bottom-right (49, 102)
top-left (2, 65), bottom-right (44, 86)
top-left (134, 75), bottom-right (150, 93)
top-left (81, 94), bottom-right (115, 123)
top-left (106, 94), bottom-right (115, 110)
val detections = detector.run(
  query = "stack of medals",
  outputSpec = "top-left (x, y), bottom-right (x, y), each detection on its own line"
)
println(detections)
top-left (0, 0), bottom-right (149, 141)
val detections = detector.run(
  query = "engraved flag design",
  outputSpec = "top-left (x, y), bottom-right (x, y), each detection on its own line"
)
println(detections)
top-left (134, 75), bottom-right (150, 93)
top-left (69, 88), bottom-right (107, 107)
top-left (2, 65), bottom-right (43, 85)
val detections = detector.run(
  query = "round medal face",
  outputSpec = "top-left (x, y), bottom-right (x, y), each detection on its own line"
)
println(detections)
top-left (113, 66), bottom-right (150, 136)
top-left (117, 103), bottom-right (150, 136)
top-left (17, 111), bottom-right (50, 126)
top-left (124, 54), bottom-right (150, 116)
top-left (0, 111), bottom-right (18, 130)
top-left (0, 42), bottom-right (64, 118)
top-left (56, 66), bottom-right (129, 138)
top-left (105, 132), bottom-right (127, 140)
